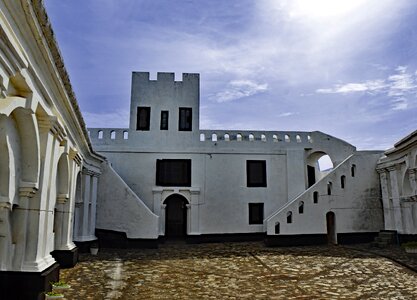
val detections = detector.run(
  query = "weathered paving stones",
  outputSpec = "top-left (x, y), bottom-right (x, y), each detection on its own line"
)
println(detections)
top-left (60, 242), bottom-right (417, 299)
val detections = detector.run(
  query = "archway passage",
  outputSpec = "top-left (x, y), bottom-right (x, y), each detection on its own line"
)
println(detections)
top-left (326, 212), bottom-right (336, 245)
top-left (164, 194), bottom-right (188, 238)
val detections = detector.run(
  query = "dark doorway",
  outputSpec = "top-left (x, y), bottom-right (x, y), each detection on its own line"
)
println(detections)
top-left (307, 165), bottom-right (316, 187)
top-left (164, 195), bottom-right (188, 238)
top-left (326, 212), bottom-right (336, 244)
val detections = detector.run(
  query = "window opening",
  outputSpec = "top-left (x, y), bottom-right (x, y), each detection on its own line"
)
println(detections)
top-left (287, 211), bottom-right (292, 224)
top-left (299, 201), bottom-right (304, 214)
top-left (179, 107), bottom-right (192, 131)
top-left (247, 160), bottom-right (267, 187)
top-left (341, 175), bottom-right (346, 189)
top-left (249, 203), bottom-right (264, 224)
top-left (137, 106), bottom-right (151, 130)
top-left (313, 191), bottom-right (319, 203)
top-left (156, 159), bottom-right (191, 187)
top-left (160, 110), bottom-right (169, 130)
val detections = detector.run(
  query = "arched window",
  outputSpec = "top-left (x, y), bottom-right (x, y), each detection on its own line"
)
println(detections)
top-left (224, 133), bottom-right (230, 141)
top-left (351, 164), bottom-right (356, 177)
top-left (273, 135), bottom-right (278, 142)
top-left (284, 134), bottom-right (290, 142)
top-left (261, 134), bottom-right (266, 142)
top-left (200, 133), bottom-right (205, 141)
top-left (249, 134), bottom-right (255, 141)
top-left (110, 130), bottom-right (116, 139)
top-left (296, 135), bottom-right (301, 143)
top-left (340, 175), bottom-right (346, 189)
top-left (123, 131), bottom-right (129, 140)
top-left (327, 182), bottom-right (332, 195)
top-left (307, 135), bottom-right (313, 143)
top-left (237, 133), bottom-right (242, 141)
top-left (298, 201), bottom-right (304, 214)
top-left (275, 222), bottom-right (280, 234)
top-left (313, 191), bottom-right (319, 203)
top-left (287, 211), bottom-right (292, 224)
top-left (212, 133), bottom-right (217, 142)
top-left (98, 130), bottom-right (103, 139)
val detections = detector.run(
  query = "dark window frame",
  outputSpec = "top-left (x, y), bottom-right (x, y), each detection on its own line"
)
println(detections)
top-left (136, 106), bottom-right (151, 131)
top-left (179, 107), bottom-right (192, 131)
top-left (249, 203), bottom-right (264, 225)
top-left (246, 160), bottom-right (267, 187)
top-left (160, 110), bottom-right (169, 130)
top-left (156, 159), bottom-right (191, 187)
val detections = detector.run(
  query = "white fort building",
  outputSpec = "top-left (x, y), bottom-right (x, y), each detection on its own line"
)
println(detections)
top-left (0, 1), bottom-right (416, 299)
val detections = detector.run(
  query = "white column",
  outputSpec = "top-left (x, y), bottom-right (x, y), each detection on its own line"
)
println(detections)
top-left (160, 204), bottom-right (166, 236)
top-left (81, 173), bottom-right (91, 238)
top-left (388, 166), bottom-right (403, 232)
top-left (378, 170), bottom-right (394, 230)
top-left (89, 176), bottom-right (98, 237)
top-left (189, 191), bottom-right (200, 235)
top-left (409, 169), bottom-right (416, 195)
top-left (0, 203), bottom-right (12, 270)
top-left (402, 202), bottom-right (414, 234)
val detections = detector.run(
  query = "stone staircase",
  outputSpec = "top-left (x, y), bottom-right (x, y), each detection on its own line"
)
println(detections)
top-left (371, 230), bottom-right (398, 248)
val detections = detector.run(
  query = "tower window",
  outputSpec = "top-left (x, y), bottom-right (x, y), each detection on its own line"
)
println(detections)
top-left (179, 107), bottom-right (192, 131)
top-left (247, 160), bottom-right (267, 187)
top-left (137, 107), bottom-right (150, 131)
top-left (160, 111), bottom-right (169, 130)
top-left (249, 203), bottom-right (264, 224)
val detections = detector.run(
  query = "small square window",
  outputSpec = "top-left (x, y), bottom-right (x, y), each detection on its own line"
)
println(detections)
top-left (137, 107), bottom-right (150, 131)
top-left (249, 203), bottom-right (264, 224)
top-left (160, 111), bottom-right (169, 130)
top-left (179, 107), bottom-right (192, 131)
top-left (247, 160), bottom-right (267, 187)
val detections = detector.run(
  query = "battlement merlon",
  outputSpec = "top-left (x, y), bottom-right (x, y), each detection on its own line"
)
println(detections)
top-left (131, 72), bottom-right (200, 83)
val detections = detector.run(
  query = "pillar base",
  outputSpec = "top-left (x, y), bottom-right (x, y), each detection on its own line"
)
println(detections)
top-left (0, 263), bottom-right (59, 300)
top-left (51, 247), bottom-right (79, 268)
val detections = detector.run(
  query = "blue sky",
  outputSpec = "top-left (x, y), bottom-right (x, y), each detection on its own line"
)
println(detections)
top-left (44, 0), bottom-right (417, 150)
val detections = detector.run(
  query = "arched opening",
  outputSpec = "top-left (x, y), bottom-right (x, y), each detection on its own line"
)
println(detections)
top-left (298, 201), bottom-right (304, 214)
top-left (326, 212), bottom-right (337, 244)
top-left (351, 164), bottom-right (356, 177)
top-left (272, 134), bottom-right (278, 142)
top-left (54, 154), bottom-right (70, 250)
top-left (212, 133), bottom-right (217, 142)
top-left (110, 130), bottom-right (116, 139)
top-left (296, 135), bottom-right (301, 143)
top-left (98, 130), bottom-right (103, 139)
top-left (340, 175), bottom-right (346, 189)
top-left (261, 134), bottom-right (266, 142)
top-left (327, 182), bottom-right (332, 195)
top-left (200, 133), bottom-right (205, 141)
top-left (275, 222), bottom-right (280, 234)
top-left (307, 135), bottom-right (312, 143)
top-left (237, 133), bottom-right (242, 141)
top-left (284, 134), bottom-right (290, 142)
top-left (313, 191), bottom-right (319, 203)
top-left (123, 131), bottom-right (129, 140)
top-left (224, 133), bottom-right (230, 141)
top-left (402, 171), bottom-right (412, 196)
top-left (287, 211), bottom-right (292, 224)
top-left (306, 152), bottom-right (334, 188)
top-left (164, 194), bottom-right (188, 238)
top-left (249, 134), bottom-right (254, 141)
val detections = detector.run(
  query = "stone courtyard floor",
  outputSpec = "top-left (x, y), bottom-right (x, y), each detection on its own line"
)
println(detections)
top-left (59, 242), bottom-right (417, 299)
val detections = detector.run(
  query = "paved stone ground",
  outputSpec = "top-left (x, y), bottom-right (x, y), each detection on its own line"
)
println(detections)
top-left (59, 242), bottom-right (417, 299)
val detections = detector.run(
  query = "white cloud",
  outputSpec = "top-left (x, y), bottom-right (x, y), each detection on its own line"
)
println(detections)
top-left (213, 80), bottom-right (268, 103)
top-left (316, 66), bottom-right (417, 111)
top-left (278, 112), bottom-right (296, 117)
